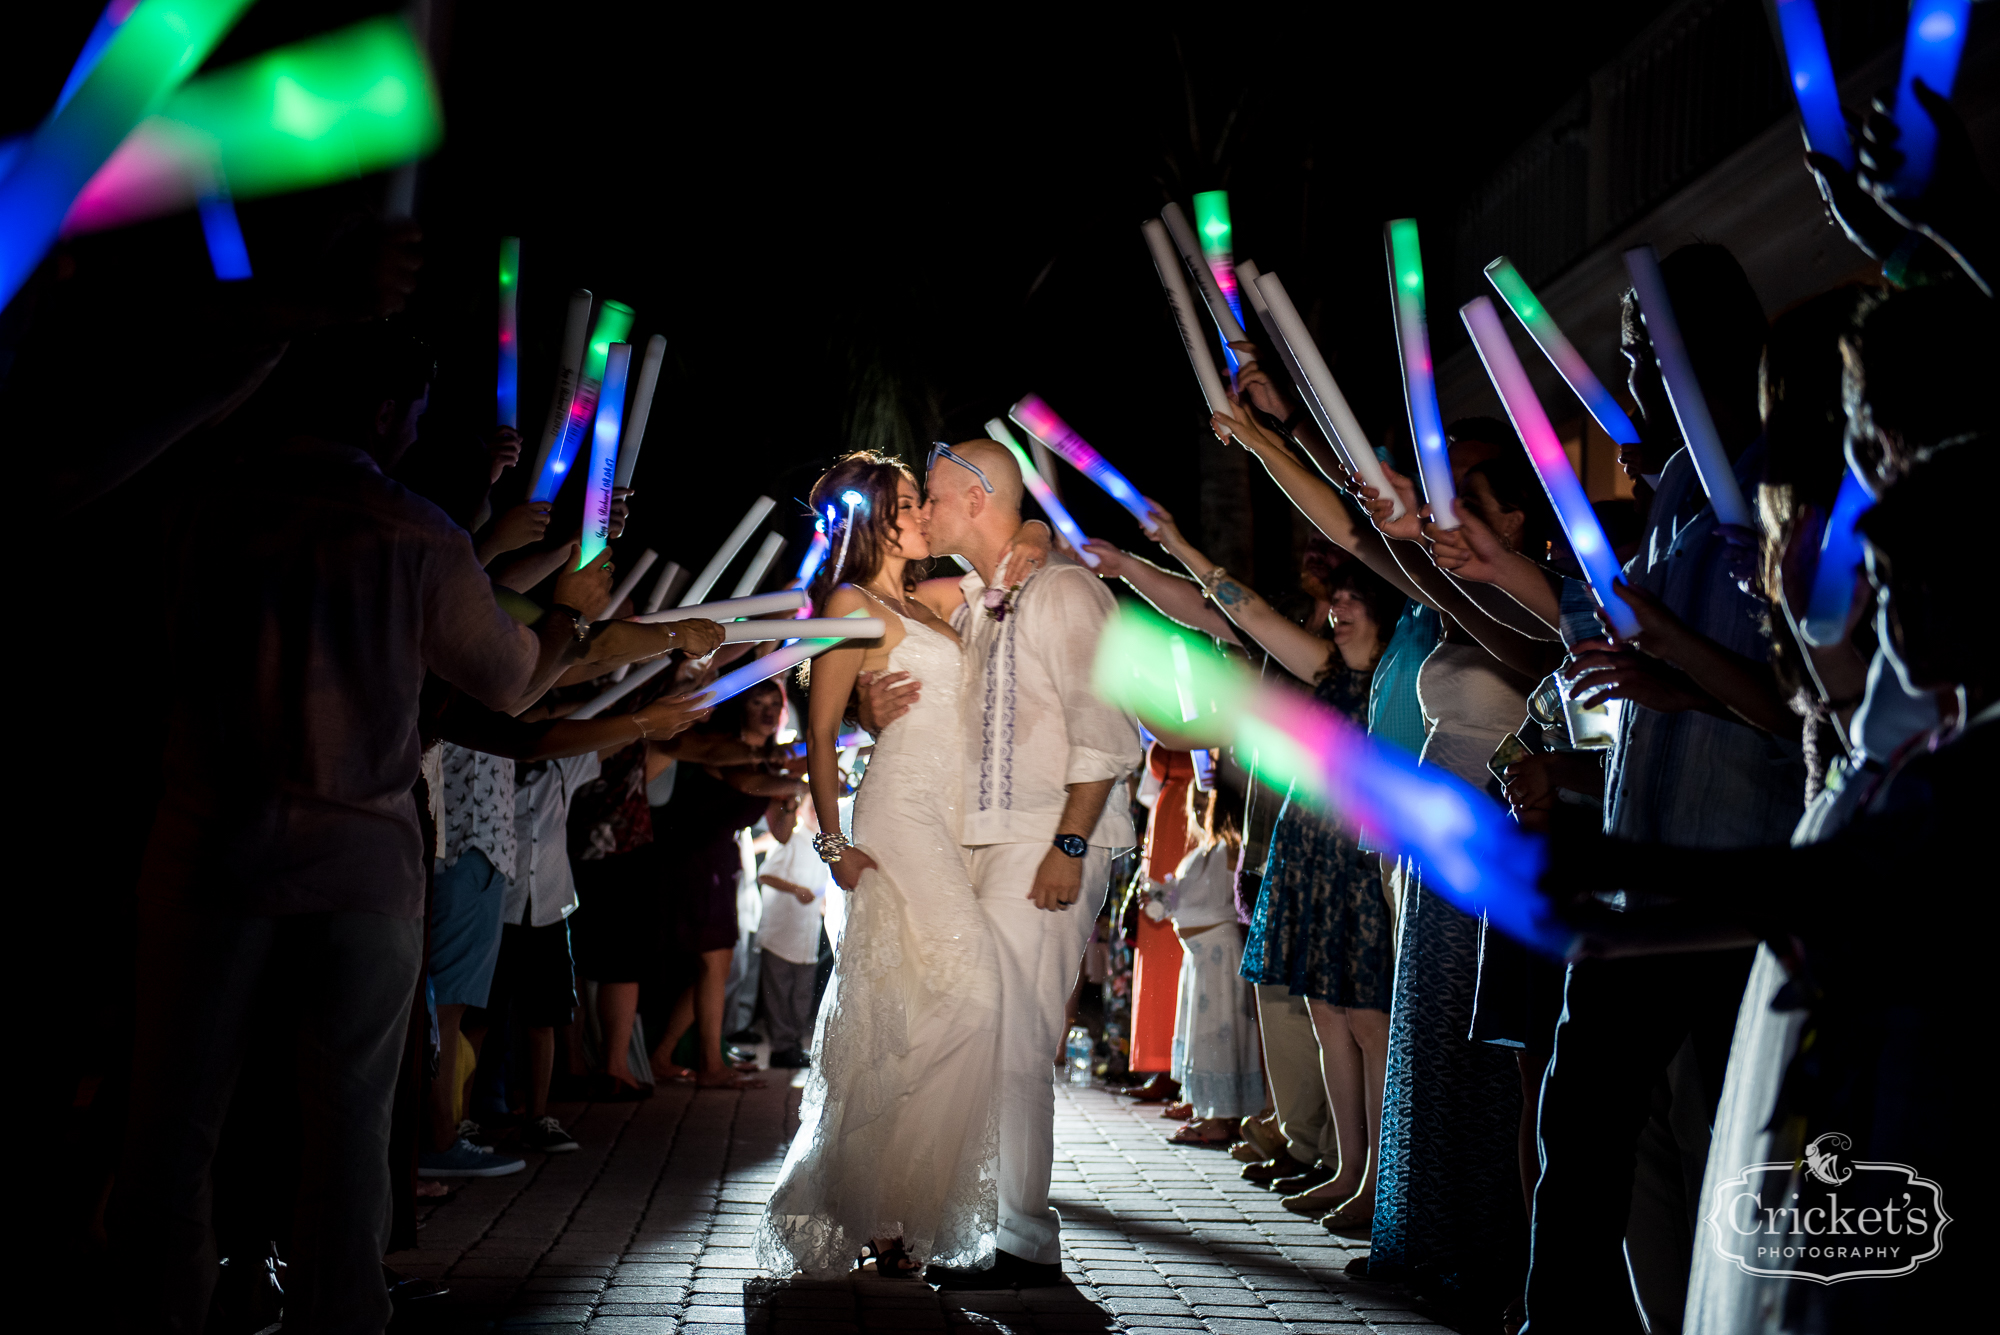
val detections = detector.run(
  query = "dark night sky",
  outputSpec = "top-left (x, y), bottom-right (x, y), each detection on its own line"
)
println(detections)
top-left (12, 1), bottom-right (1686, 591)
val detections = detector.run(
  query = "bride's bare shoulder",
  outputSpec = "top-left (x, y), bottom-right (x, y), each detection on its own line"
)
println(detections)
top-left (822, 583), bottom-right (871, 616)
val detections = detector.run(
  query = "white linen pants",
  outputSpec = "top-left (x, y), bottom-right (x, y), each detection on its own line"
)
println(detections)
top-left (969, 841), bottom-right (1115, 1266)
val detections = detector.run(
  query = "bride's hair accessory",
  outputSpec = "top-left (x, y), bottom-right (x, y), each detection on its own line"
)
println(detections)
top-left (812, 831), bottom-right (852, 864)
top-left (826, 490), bottom-right (866, 588)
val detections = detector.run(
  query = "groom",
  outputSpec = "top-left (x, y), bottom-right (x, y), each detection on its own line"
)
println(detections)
top-left (878, 438), bottom-right (1140, 1288)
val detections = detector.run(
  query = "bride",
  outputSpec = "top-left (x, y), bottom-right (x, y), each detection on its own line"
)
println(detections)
top-left (755, 450), bottom-right (1038, 1280)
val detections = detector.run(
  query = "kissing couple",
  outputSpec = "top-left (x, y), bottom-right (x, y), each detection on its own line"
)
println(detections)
top-left (752, 439), bottom-right (1141, 1286)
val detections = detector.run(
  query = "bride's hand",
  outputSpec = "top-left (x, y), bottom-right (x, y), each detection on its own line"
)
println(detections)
top-left (831, 847), bottom-right (879, 891)
top-left (1003, 519), bottom-right (1052, 579)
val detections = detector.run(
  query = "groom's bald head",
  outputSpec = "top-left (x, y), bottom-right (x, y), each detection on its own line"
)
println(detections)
top-left (924, 439), bottom-right (1023, 556)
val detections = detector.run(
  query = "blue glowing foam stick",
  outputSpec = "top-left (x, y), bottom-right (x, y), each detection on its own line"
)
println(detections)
top-left (579, 341), bottom-right (631, 569)
top-left (1462, 296), bottom-right (1640, 640)
top-left (1484, 257), bottom-right (1641, 446)
top-left (1010, 393), bottom-right (1158, 535)
top-left (1772, 0), bottom-right (1853, 168)
top-left (497, 237), bottom-right (520, 428)
top-left (795, 527), bottom-right (831, 586)
top-left (1386, 219), bottom-right (1457, 527)
top-left (1801, 466), bottom-right (1872, 645)
top-left (1890, 0), bottom-right (1971, 195)
top-left (196, 175), bottom-right (249, 280)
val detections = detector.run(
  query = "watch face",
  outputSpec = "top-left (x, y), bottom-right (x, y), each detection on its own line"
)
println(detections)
top-left (1056, 834), bottom-right (1088, 858)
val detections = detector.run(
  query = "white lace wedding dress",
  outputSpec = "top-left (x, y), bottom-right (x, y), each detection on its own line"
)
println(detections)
top-left (754, 613), bottom-right (1001, 1278)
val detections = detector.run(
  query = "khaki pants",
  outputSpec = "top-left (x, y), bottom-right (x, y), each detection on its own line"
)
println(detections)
top-left (1254, 984), bottom-right (1335, 1166)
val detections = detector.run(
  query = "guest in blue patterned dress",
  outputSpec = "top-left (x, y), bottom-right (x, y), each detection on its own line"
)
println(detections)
top-left (1099, 500), bottom-right (1406, 1226)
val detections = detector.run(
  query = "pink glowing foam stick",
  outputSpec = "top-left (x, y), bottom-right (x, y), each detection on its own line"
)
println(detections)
top-left (1008, 394), bottom-right (1157, 535)
top-left (1461, 296), bottom-right (1640, 640)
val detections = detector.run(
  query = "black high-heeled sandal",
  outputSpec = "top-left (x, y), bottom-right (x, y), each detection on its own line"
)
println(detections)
top-left (861, 1239), bottom-right (918, 1279)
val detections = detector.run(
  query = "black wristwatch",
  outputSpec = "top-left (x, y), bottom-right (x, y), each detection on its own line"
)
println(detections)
top-left (1053, 833), bottom-right (1088, 859)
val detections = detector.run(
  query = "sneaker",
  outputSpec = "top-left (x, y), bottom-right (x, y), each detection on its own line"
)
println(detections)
top-left (455, 1119), bottom-right (494, 1152)
top-left (768, 1047), bottom-right (811, 1069)
top-left (522, 1116), bottom-right (580, 1154)
top-left (418, 1138), bottom-right (525, 1178)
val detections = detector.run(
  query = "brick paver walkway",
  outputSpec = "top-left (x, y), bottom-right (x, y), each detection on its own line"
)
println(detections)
top-left (386, 1082), bottom-right (1462, 1334)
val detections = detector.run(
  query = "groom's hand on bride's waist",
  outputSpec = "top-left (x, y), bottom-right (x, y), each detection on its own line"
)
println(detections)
top-left (1029, 847), bottom-right (1084, 912)
top-left (854, 670), bottom-right (921, 733)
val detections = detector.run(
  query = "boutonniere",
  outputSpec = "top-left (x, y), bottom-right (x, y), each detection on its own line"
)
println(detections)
top-left (982, 551), bottom-right (1027, 623)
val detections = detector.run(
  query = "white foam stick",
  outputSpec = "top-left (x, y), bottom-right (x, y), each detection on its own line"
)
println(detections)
top-left (614, 334), bottom-right (667, 490)
top-left (1621, 246), bottom-right (1755, 529)
top-left (642, 560), bottom-right (685, 614)
top-left (1028, 436), bottom-right (1066, 502)
top-left (1161, 202), bottom-right (1250, 347)
top-left (568, 655), bottom-right (673, 720)
top-left (1235, 259), bottom-right (1347, 484)
top-left (680, 496), bottom-right (778, 606)
top-left (730, 531), bottom-right (787, 597)
top-left (1246, 270), bottom-right (1357, 473)
top-left (629, 589), bottom-right (810, 623)
top-left (1252, 271), bottom-right (1405, 520)
top-left (595, 548), bottom-right (659, 622)
top-left (1140, 219), bottom-right (1231, 415)
top-left (723, 617), bottom-right (884, 643)
top-left (687, 630), bottom-right (857, 710)
top-left (528, 289), bottom-right (593, 485)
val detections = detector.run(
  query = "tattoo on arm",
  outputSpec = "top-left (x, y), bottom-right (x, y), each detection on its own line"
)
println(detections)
top-left (1212, 579), bottom-right (1252, 608)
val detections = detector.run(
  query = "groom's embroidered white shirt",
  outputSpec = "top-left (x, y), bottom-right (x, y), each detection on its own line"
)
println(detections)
top-left (953, 556), bottom-right (1141, 848)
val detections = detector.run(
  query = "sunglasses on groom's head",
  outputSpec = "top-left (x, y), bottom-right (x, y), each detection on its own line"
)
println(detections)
top-left (927, 441), bottom-right (995, 494)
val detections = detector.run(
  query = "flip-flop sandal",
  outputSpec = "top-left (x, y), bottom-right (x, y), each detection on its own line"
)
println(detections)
top-left (653, 1064), bottom-right (699, 1085)
top-left (1160, 1102), bottom-right (1194, 1121)
top-left (1167, 1125), bottom-right (1235, 1147)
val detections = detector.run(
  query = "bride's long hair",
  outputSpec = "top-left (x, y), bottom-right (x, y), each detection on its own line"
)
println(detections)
top-left (805, 451), bottom-right (921, 612)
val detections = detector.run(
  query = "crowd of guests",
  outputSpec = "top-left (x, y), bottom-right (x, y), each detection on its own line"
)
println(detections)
top-left (1067, 94), bottom-right (1991, 1334)
top-left (16, 55), bottom-right (1989, 1335)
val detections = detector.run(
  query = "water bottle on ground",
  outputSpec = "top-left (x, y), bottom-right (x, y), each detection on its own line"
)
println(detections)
top-left (1065, 1025), bottom-right (1093, 1087)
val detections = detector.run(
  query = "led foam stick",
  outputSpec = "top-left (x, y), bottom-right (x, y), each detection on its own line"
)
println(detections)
top-left (722, 617), bottom-right (884, 644)
top-left (1094, 605), bottom-right (1572, 957)
top-left (1161, 202), bottom-right (1249, 373)
top-left (1461, 297), bottom-right (1641, 640)
top-left (779, 731), bottom-right (869, 760)
top-left (527, 289), bottom-right (593, 493)
top-left (731, 531), bottom-right (788, 598)
top-left (597, 548), bottom-right (659, 622)
top-left (986, 417), bottom-right (1096, 567)
top-left (1772, 0), bottom-right (1853, 168)
top-left (62, 15), bottom-right (444, 235)
top-left (1622, 246), bottom-right (1754, 528)
top-left (1140, 218), bottom-right (1231, 415)
top-left (681, 497), bottom-right (779, 606)
top-left (54, 2), bottom-right (143, 116)
top-left (497, 237), bottom-right (520, 428)
top-left (1386, 219), bottom-right (1457, 528)
top-left (1235, 258), bottom-right (1350, 484)
top-left (1890, 0), bottom-right (1971, 196)
top-left (688, 621), bottom-right (871, 710)
top-left (1251, 271), bottom-right (1405, 518)
top-left (632, 589), bottom-right (809, 624)
top-left (197, 177), bottom-right (250, 280)
top-left (795, 528), bottom-right (832, 586)
top-left (1192, 191), bottom-right (1242, 325)
top-left (1482, 257), bottom-right (1641, 446)
top-left (1801, 466), bottom-right (1872, 645)
top-left (579, 341), bottom-right (631, 569)
top-left (1009, 394), bottom-right (1157, 534)
top-left (534, 300), bottom-right (635, 504)
top-left (644, 560), bottom-right (686, 614)
top-left (614, 334), bottom-right (667, 490)
top-left (0, 0), bottom-right (252, 309)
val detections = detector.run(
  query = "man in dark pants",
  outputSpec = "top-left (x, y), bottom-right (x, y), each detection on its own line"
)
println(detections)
top-left (115, 323), bottom-right (630, 1334)
top-left (1521, 246), bottom-right (1802, 1334)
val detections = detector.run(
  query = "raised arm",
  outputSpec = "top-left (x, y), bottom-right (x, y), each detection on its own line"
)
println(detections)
top-left (1208, 399), bottom-right (1429, 608)
top-left (1357, 468), bottom-right (1563, 680)
top-left (1141, 502), bottom-right (1334, 685)
top-left (1079, 540), bottom-right (1239, 645)
top-left (1427, 499), bottom-right (1563, 636)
